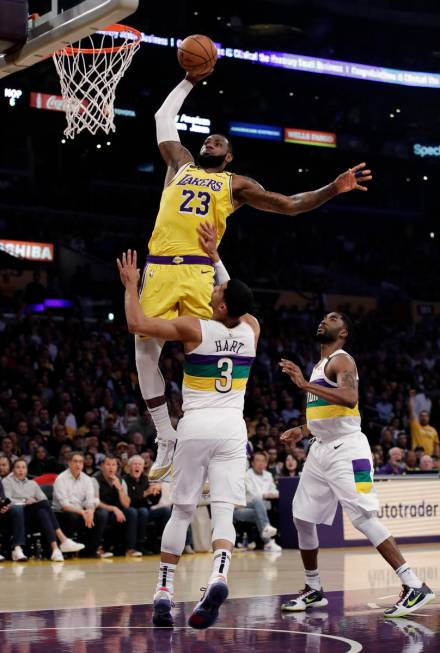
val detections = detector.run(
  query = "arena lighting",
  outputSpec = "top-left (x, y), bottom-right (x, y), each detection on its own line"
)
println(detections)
top-left (28, 299), bottom-right (73, 313)
top-left (101, 31), bottom-right (440, 89)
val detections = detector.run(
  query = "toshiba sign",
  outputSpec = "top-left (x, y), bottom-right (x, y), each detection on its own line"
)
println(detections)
top-left (30, 92), bottom-right (88, 112)
top-left (0, 240), bottom-right (54, 262)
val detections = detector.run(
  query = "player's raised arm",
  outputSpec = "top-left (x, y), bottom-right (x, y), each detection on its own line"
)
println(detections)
top-left (155, 72), bottom-right (212, 185)
top-left (232, 163), bottom-right (372, 216)
top-left (117, 251), bottom-right (201, 343)
top-left (279, 357), bottom-right (358, 408)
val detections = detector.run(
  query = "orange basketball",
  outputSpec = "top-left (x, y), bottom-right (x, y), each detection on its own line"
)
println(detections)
top-left (177, 34), bottom-right (218, 75)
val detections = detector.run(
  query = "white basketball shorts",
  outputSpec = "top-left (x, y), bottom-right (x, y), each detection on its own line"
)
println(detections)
top-left (292, 431), bottom-right (380, 525)
top-left (171, 408), bottom-right (247, 507)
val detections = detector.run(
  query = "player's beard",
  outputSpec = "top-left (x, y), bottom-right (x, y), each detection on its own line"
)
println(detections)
top-left (315, 331), bottom-right (335, 343)
top-left (196, 152), bottom-right (226, 168)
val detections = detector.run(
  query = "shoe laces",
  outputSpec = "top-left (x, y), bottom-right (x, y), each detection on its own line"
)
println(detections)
top-left (397, 585), bottom-right (411, 605)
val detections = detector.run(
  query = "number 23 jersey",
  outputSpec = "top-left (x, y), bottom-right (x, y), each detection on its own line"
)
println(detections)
top-left (182, 318), bottom-right (256, 412)
top-left (148, 163), bottom-right (235, 256)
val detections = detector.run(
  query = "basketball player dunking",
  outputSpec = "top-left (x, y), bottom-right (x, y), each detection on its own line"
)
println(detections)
top-left (140, 71), bottom-right (373, 481)
top-left (118, 245), bottom-right (258, 629)
top-left (279, 313), bottom-right (435, 617)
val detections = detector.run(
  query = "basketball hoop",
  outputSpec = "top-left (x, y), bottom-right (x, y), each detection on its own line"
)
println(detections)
top-left (53, 24), bottom-right (141, 139)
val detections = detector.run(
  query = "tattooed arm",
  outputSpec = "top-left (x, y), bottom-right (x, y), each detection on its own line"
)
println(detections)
top-left (280, 355), bottom-right (358, 408)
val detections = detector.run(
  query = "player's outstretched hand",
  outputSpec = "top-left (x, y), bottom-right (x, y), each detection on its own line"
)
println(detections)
top-left (117, 250), bottom-right (140, 287)
top-left (279, 359), bottom-right (307, 389)
top-left (334, 162), bottom-right (372, 193)
top-left (197, 222), bottom-right (219, 261)
top-left (280, 427), bottom-right (304, 446)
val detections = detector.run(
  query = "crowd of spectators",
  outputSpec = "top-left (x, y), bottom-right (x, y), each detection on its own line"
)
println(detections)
top-left (0, 301), bottom-right (439, 559)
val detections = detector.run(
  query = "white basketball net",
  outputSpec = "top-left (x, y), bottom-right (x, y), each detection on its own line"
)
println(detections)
top-left (53, 28), bottom-right (140, 139)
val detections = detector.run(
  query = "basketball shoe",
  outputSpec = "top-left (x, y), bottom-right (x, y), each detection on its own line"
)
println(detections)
top-left (281, 585), bottom-right (329, 612)
top-left (188, 578), bottom-right (229, 629)
top-left (384, 584), bottom-right (435, 617)
top-left (152, 589), bottom-right (174, 627)
top-left (149, 439), bottom-right (174, 481)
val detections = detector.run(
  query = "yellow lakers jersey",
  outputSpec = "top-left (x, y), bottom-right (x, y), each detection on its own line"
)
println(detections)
top-left (148, 163), bottom-right (235, 256)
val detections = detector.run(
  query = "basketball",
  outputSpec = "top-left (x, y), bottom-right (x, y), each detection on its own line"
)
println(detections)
top-left (177, 34), bottom-right (218, 75)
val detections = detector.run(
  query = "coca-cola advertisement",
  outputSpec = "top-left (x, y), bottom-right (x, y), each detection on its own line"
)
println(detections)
top-left (29, 92), bottom-right (88, 112)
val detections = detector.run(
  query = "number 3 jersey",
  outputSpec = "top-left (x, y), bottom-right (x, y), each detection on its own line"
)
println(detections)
top-left (182, 318), bottom-right (256, 412)
top-left (148, 163), bottom-right (234, 257)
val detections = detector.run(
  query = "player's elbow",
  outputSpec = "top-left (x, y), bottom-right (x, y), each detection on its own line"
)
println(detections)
top-left (127, 319), bottom-right (140, 334)
top-left (345, 396), bottom-right (358, 409)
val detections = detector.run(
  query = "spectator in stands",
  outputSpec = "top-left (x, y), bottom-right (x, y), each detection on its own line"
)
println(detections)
top-left (281, 454), bottom-right (298, 477)
top-left (266, 447), bottom-right (282, 480)
top-left (375, 392), bottom-right (394, 424)
top-left (235, 452), bottom-right (280, 552)
top-left (408, 390), bottom-right (440, 457)
top-left (405, 450), bottom-right (419, 473)
top-left (372, 449), bottom-right (384, 472)
top-left (281, 397), bottom-right (301, 424)
top-left (27, 446), bottom-right (58, 477)
top-left (396, 432), bottom-right (409, 453)
top-left (83, 451), bottom-right (97, 477)
top-left (123, 455), bottom-right (166, 552)
top-left (53, 451), bottom-right (110, 558)
top-left (291, 445), bottom-right (306, 473)
top-left (377, 447), bottom-right (404, 475)
top-left (141, 451), bottom-right (154, 476)
top-left (93, 455), bottom-right (142, 557)
top-left (3, 459), bottom-right (84, 561)
top-left (38, 409), bottom-right (52, 438)
top-left (47, 424), bottom-right (70, 459)
top-left (0, 455), bottom-right (11, 478)
top-left (419, 455), bottom-right (434, 472)
top-left (0, 436), bottom-right (19, 463)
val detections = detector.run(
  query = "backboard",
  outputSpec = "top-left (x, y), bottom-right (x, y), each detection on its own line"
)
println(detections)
top-left (0, 0), bottom-right (139, 79)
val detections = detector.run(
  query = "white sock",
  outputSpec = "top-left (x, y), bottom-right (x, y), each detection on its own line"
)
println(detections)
top-left (156, 562), bottom-right (177, 595)
top-left (208, 549), bottom-right (231, 585)
top-left (149, 403), bottom-right (176, 442)
top-left (305, 569), bottom-right (321, 591)
top-left (396, 563), bottom-right (422, 589)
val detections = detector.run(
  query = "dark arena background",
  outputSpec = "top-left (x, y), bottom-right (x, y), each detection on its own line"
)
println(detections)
top-left (0, 1), bottom-right (439, 652)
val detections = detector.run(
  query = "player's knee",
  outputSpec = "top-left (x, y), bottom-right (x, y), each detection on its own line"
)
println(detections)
top-left (351, 513), bottom-right (390, 547)
top-left (172, 504), bottom-right (197, 525)
top-left (293, 517), bottom-right (319, 550)
top-left (211, 501), bottom-right (236, 545)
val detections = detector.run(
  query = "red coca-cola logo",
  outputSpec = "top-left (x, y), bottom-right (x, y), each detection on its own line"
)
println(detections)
top-left (30, 92), bottom-right (89, 112)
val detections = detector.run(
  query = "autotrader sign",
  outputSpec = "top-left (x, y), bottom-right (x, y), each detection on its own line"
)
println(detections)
top-left (0, 239), bottom-right (54, 261)
top-left (343, 479), bottom-right (440, 541)
top-left (285, 127), bottom-right (337, 148)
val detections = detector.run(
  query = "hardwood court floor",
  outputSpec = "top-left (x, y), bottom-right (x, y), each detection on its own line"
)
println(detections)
top-left (0, 544), bottom-right (438, 653)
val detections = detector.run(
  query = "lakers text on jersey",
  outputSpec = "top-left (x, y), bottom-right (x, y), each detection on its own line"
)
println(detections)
top-left (148, 163), bottom-right (234, 257)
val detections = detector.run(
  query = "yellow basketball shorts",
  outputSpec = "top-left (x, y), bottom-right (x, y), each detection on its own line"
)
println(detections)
top-left (139, 262), bottom-right (214, 320)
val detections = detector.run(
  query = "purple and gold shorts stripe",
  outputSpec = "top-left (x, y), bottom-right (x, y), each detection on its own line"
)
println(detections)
top-left (352, 458), bottom-right (373, 493)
